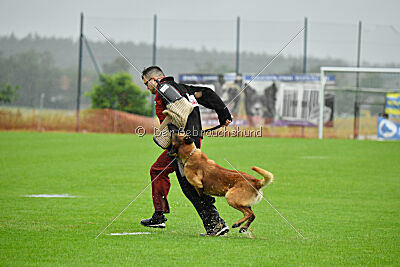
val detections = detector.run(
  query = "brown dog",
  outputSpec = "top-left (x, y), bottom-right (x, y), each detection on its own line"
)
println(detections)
top-left (170, 133), bottom-right (273, 232)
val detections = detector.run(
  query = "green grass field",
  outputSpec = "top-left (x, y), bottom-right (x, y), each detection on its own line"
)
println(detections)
top-left (0, 132), bottom-right (399, 265)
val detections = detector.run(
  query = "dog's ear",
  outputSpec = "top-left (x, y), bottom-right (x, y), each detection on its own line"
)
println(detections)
top-left (167, 123), bottom-right (180, 136)
top-left (184, 136), bottom-right (194, 145)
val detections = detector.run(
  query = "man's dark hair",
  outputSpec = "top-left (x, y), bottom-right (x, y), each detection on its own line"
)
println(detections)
top-left (142, 66), bottom-right (165, 80)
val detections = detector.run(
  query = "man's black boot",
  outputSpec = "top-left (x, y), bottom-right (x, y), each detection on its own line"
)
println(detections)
top-left (200, 219), bottom-right (229, 236)
top-left (140, 212), bottom-right (167, 228)
top-left (198, 208), bottom-right (229, 236)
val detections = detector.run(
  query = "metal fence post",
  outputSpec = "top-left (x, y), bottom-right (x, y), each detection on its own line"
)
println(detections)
top-left (235, 16), bottom-right (240, 75)
top-left (151, 14), bottom-right (157, 118)
top-left (76, 12), bottom-right (84, 132)
top-left (303, 17), bottom-right (308, 74)
top-left (354, 20), bottom-right (362, 139)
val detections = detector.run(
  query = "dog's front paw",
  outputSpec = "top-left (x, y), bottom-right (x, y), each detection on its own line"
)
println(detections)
top-left (232, 223), bottom-right (241, 228)
top-left (167, 152), bottom-right (178, 157)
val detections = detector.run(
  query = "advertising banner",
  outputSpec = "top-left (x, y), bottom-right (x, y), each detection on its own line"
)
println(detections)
top-left (385, 93), bottom-right (400, 117)
top-left (179, 73), bottom-right (335, 127)
top-left (377, 116), bottom-right (400, 140)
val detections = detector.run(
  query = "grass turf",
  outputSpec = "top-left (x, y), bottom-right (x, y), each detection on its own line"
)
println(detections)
top-left (0, 131), bottom-right (399, 265)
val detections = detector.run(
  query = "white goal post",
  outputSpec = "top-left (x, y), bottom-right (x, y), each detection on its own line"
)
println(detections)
top-left (319, 67), bottom-right (400, 139)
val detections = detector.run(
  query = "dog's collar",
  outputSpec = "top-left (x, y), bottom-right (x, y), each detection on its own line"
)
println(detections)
top-left (183, 148), bottom-right (198, 166)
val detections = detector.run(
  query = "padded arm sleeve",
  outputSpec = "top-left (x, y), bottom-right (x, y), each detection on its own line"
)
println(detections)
top-left (187, 85), bottom-right (232, 125)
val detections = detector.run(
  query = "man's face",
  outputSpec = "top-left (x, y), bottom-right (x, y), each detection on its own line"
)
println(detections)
top-left (143, 76), bottom-right (157, 94)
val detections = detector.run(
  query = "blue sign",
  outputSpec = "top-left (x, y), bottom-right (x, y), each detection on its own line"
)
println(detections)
top-left (179, 74), bottom-right (237, 82)
top-left (377, 117), bottom-right (400, 140)
top-left (179, 74), bottom-right (218, 82)
top-left (179, 74), bottom-right (335, 83)
top-left (243, 74), bottom-right (335, 82)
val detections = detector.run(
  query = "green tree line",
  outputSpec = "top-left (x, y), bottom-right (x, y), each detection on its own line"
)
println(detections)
top-left (0, 50), bottom-right (151, 115)
top-left (1, 34), bottom-right (397, 116)
top-left (0, 33), bottom-right (356, 77)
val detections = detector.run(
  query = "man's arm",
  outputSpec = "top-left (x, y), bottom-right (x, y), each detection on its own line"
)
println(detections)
top-left (186, 85), bottom-right (232, 126)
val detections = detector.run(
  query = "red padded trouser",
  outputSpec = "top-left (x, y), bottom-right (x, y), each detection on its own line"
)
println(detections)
top-left (150, 150), bottom-right (175, 213)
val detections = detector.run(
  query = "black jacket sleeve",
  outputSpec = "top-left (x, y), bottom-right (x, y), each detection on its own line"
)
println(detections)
top-left (186, 85), bottom-right (232, 125)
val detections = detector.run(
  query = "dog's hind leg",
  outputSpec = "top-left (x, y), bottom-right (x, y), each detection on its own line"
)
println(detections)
top-left (226, 188), bottom-right (254, 229)
top-left (231, 205), bottom-right (254, 229)
top-left (239, 207), bottom-right (255, 233)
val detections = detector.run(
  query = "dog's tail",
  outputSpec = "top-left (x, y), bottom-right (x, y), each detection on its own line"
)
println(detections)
top-left (251, 166), bottom-right (274, 188)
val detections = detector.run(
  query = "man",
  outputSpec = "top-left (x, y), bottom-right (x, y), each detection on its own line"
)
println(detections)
top-left (140, 66), bottom-right (232, 236)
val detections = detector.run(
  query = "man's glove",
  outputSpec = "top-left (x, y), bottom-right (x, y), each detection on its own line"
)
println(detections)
top-left (216, 108), bottom-right (233, 126)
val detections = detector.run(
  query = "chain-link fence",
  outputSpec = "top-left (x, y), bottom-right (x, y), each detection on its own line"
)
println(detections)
top-left (1, 15), bottom-right (399, 137)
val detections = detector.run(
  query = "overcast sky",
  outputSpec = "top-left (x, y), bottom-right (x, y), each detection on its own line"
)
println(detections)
top-left (1, 0), bottom-right (399, 64)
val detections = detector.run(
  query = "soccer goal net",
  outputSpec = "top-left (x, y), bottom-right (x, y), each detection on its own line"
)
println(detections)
top-left (319, 67), bottom-right (400, 139)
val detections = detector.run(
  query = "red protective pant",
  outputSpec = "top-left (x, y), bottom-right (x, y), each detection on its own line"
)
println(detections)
top-left (150, 139), bottom-right (202, 213)
top-left (150, 150), bottom-right (175, 213)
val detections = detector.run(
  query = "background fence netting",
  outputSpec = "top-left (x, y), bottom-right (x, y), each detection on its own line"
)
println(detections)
top-left (321, 70), bottom-right (400, 139)
top-left (1, 15), bottom-right (399, 137)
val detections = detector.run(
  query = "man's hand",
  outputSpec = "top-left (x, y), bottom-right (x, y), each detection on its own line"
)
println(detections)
top-left (194, 92), bottom-right (202, 98)
top-left (223, 119), bottom-right (232, 127)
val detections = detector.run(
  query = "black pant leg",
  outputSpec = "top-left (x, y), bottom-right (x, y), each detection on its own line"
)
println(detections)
top-left (172, 137), bottom-right (225, 231)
